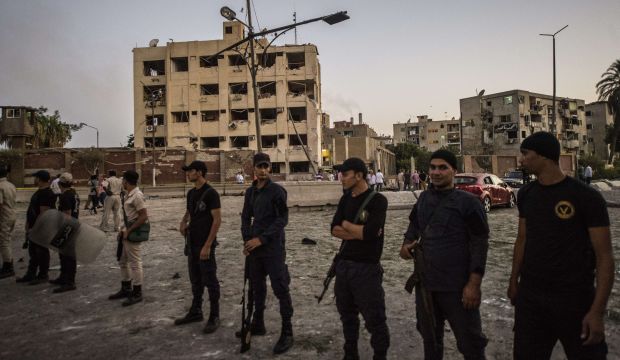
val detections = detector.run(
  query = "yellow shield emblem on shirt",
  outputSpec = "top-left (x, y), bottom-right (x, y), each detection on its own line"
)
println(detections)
top-left (554, 201), bottom-right (575, 220)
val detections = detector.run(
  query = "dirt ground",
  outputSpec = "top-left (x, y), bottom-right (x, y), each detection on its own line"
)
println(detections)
top-left (0, 195), bottom-right (618, 360)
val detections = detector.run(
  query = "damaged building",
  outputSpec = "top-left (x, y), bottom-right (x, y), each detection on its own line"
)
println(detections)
top-left (392, 115), bottom-right (461, 152)
top-left (133, 21), bottom-right (322, 177)
top-left (460, 90), bottom-right (588, 156)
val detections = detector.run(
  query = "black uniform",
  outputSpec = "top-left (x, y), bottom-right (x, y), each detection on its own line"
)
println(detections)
top-left (514, 177), bottom-right (609, 359)
top-left (331, 189), bottom-right (390, 359)
top-left (25, 187), bottom-right (57, 279)
top-left (57, 188), bottom-right (80, 285)
top-left (186, 183), bottom-right (221, 318)
top-left (241, 179), bottom-right (293, 329)
top-left (404, 188), bottom-right (489, 360)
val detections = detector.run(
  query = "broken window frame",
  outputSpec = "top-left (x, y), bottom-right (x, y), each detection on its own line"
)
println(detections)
top-left (271, 162), bottom-right (283, 174)
top-left (228, 54), bottom-right (247, 67)
top-left (289, 134), bottom-right (307, 146)
top-left (259, 108), bottom-right (277, 123)
top-left (172, 111), bottom-right (190, 123)
top-left (261, 135), bottom-right (278, 148)
top-left (201, 137), bottom-right (220, 149)
top-left (230, 136), bottom-right (249, 148)
top-left (201, 110), bottom-right (219, 122)
top-left (229, 82), bottom-right (248, 95)
top-left (258, 81), bottom-right (276, 98)
top-left (171, 57), bottom-right (189, 72)
top-left (200, 84), bottom-right (219, 96)
top-left (289, 161), bottom-right (310, 173)
top-left (287, 80), bottom-right (315, 100)
top-left (144, 137), bottom-right (167, 148)
top-left (259, 53), bottom-right (276, 68)
top-left (288, 107), bottom-right (307, 122)
top-left (143, 85), bottom-right (166, 104)
top-left (145, 114), bottom-right (165, 126)
top-left (143, 60), bottom-right (166, 76)
top-left (286, 52), bottom-right (305, 70)
top-left (199, 55), bottom-right (219, 68)
top-left (231, 109), bottom-right (249, 121)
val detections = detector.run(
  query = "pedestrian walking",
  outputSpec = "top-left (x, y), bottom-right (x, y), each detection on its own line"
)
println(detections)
top-left (375, 169), bottom-right (384, 192)
top-left (404, 170), bottom-right (411, 190)
top-left (419, 171), bottom-right (428, 190)
top-left (507, 132), bottom-right (614, 359)
top-left (100, 170), bottom-right (123, 232)
top-left (584, 164), bottom-right (593, 185)
top-left (367, 169), bottom-right (376, 191)
top-left (50, 174), bottom-right (62, 195)
top-left (108, 170), bottom-right (149, 306)
top-left (331, 157), bottom-right (390, 360)
top-left (50, 173), bottom-right (80, 293)
top-left (16, 170), bottom-right (56, 285)
top-left (398, 170), bottom-right (405, 191)
top-left (175, 161), bottom-right (221, 334)
top-left (411, 171), bottom-right (420, 191)
top-left (400, 149), bottom-right (489, 360)
top-left (98, 175), bottom-right (108, 208)
top-left (0, 164), bottom-right (17, 279)
top-left (84, 175), bottom-right (98, 213)
top-left (239, 152), bottom-right (294, 355)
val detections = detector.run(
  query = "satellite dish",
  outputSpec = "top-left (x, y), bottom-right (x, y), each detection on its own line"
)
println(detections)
top-left (478, 89), bottom-right (485, 97)
top-left (149, 39), bottom-right (159, 47)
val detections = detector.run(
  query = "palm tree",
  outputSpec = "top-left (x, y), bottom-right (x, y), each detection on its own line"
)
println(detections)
top-left (32, 107), bottom-right (79, 148)
top-left (596, 59), bottom-right (620, 164)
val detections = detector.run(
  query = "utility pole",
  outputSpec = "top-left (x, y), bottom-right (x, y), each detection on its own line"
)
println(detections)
top-left (147, 89), bottom-right (163, 187)
top-left (246, 0), bottom-right (263, 152)
top-left (540, 25), bottom-right (568, 131)
top-left (293, 12), bottom-right (298, 44)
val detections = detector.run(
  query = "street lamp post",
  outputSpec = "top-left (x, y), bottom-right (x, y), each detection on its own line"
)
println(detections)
top-left (147, 89), bottom-right (163, 187)
top-left (540, 25), bottom-right (568, 130)
top-left (79, 122), bottom-right (99, 148)
top-left (217, 5), bottom-right (349, 153)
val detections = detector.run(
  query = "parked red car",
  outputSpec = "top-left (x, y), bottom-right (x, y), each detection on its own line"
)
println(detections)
top-left (454, 173), bottom-right (516, 212)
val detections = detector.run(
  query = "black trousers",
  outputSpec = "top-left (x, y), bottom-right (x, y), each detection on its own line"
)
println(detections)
top-left (187, 244), bottom-right (220, 317)
top-left (27, 241), bottom-right (49, 278)
top-left (514, 285), bottom-right (607, 360)
top-left (415, 290), bottom-right (487, 360)
top-left (335, 260), bottom-right (390, 358)
top-left (59, 254), bottom-right (76, 284)
top-left (249, 254), bottom-right (293, 324)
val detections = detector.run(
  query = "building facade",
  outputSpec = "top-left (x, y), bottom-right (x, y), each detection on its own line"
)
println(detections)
top-left (460, 90), bottom-right (587, 156)
top-left (585, 101), bottom-right (614, 160)
top-left (392, 115), bottom-right (461, 152)
top-left (133, 21), bottom-right (322, 175)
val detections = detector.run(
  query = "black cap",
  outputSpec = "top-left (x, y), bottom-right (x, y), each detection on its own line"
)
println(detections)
top-left (123, 170), bottom-right (140, 185)
top-left (182, 160), bottom-right (208, 174)
top-left (340, 157), bottom-right (368, 178)
top-left (31, 170), bottom-right (51, 181)
top-left (253, 152), bottom-right (271, 167)
top-left (521, 131), bottom-right (560, 162)
top-left (430, 149), bottom-right (458, 170)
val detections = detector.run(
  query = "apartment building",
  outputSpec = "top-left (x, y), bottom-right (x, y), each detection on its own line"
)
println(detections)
top-left (460, 90), bottom-right (587, 156)
top-left (585, 101), bottom-right (614, 160)
top-left (392, 115), bottom-right (461, 152)
top-left (133, 21), bottom-right (322, 175)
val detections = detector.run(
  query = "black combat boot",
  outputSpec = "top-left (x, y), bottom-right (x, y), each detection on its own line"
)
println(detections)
top-left (0, 262), bottom-right (15, 279)
top-left (273, 322), bottom-right (294, 355)
top-left (108, 281), bottom-right (132, 300)
top-left (203, 315), bottom-right (220, 334)
top-left (175, 298), bottom-right (204, 325)
top-left (122, 285), bottom-right (143, 306)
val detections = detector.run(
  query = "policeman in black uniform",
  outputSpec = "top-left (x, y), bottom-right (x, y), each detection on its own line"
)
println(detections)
top-left (240, 153), bottom-right (294, 355)
top-left (16, 170), bottom-right (57, 285)
top-left (331, 157), bottom-right (390, 360)
top-left (175, 161), bottom-right (221, 334)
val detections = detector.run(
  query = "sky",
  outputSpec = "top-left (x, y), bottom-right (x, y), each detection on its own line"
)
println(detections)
top-left (1, 0), bottom-right (619, 147)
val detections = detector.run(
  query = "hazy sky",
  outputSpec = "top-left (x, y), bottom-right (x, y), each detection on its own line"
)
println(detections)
top-left (1, 0), bottom-right (619, 147)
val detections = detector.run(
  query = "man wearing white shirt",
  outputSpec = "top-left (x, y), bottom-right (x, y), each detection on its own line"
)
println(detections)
top-left (584, 165), bottom-right (593, 185)
top-left (367, 169), bottom-right (376, 191)
top-left (375, 169), bottom-right (384, 192)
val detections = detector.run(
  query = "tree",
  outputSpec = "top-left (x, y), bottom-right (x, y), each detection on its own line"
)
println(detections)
top-left (386, 143), bottom-right (432, 172)
top-left (125, 134), bottom-right (135, 148)
top-left (596, 59), bottom-right (620, 164)
top-left (32, 107), bottom-right (80, 148)
top-left (73, 149), bottom-right (104, 175)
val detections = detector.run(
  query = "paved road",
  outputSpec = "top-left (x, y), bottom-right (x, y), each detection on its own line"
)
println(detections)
top-left (0, 197), bottom-right (618, 359)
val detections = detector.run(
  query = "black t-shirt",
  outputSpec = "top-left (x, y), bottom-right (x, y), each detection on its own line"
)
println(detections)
top-left (58, 189), bottom-right (80, 219)
top-left (187, 183), bottom-right (221, 247)
top-left (27, 187), bottom-right (57, 228)
top-left (518, 176), bottom-right (610, 291)
top-left (331, 189), bottom-right (388, 264)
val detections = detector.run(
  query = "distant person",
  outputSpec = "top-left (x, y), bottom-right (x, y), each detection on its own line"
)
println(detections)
top-left (0, 164), bottom-right (17, 279)
top-left (315, 169), bottom-right (324, 181)
top-left (85, 175), bottom-right (98, 214)
top-left (411, 170), bottom-right (420, 191)
top-left (50, 173), bottom-right (80, 293)
top-left (584, 165), bottom-right (593, 185)
top-left (397, 170), bottom-right (405, 191)
top-left (508, 132), bottom-right (614, 359)
top-left (16, 170), bottom-right (56, 285)
top-left (375, 169), bottom-right (384, 192)
top-left (419, 171), bottom-right (428, 190)
top-left (98, 175), bottom-right (108, 208)
top-left (404, 170), bottom-right (411, 190)
top-left (367, 169), bottom-right (376, 191)
top-left (100, 170), bottom-right (123, 232)
top-left (236, 171), bottom-right (245, 185)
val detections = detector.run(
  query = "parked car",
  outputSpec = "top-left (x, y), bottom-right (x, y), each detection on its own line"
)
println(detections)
top-left (501, 168), bottom-right (535, 188)
top-left (455, 173), bottom-right (516, 212)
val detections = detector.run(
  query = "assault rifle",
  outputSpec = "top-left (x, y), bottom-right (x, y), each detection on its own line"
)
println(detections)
top-left (316, 241), bottom-right (344, 304)
top-left (240, 256), bottom-right (254, 353)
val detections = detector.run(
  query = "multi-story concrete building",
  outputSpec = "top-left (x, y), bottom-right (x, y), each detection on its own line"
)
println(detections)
top-left (585, 101), bottom-right (614, 160)
top-left (321, 114), bottom-right (395, 174)
top-left (133, 21), bottom-right (322, 175)
top-left (0, 106), bottom-right (36, 149)
top-left (392, 115), bottom-right (461, 152)
top-left (460, 90), bottom-right (587, 156)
